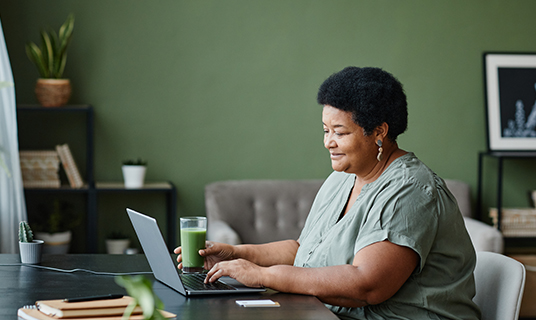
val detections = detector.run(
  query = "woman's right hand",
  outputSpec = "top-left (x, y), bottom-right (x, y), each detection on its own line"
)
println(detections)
top-left (173, 241), bottom-right (236, 270)
top-left (199, 241), bottom-right (236, 270)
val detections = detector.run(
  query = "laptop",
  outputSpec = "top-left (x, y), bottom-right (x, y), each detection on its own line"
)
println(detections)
top-left (126, 208), bottom-right (265, 296)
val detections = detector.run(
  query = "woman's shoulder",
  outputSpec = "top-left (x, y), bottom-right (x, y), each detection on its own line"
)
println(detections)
top-left (384, 152), bottom-right (441, 197)
top-left (396, 153), bottom-right (436, 182)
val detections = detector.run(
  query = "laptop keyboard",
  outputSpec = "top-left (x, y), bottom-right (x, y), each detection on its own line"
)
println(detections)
top-left (180, 273), bottom-right (236, 291)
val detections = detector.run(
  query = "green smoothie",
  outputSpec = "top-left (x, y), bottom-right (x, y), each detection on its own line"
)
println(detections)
top-left (180, 227), bottom-right (206, 273)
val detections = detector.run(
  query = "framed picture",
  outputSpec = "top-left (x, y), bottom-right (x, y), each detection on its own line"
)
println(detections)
top-left (484, 52), bottom-right (536, 151)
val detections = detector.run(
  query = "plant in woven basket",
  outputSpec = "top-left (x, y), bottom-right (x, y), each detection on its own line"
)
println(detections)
top-left (25, 13), bottom-right (75, 107)
top-left (25, 13), bottom-right (74, 79)
top-left (19, 221), bottom-right (34, 243)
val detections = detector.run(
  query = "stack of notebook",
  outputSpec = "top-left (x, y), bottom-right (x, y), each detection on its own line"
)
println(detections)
top-left (19, 150), bottom-right (61, 188)
top-left (17, 296), bottom-right (176, 320)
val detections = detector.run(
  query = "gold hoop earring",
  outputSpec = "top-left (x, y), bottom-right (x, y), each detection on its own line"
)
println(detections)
top-left (376, 140), bottom-right (383, 162)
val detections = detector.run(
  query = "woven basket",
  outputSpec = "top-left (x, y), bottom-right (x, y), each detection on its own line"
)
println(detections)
top-left (489, 208), bottom-right (536, 237)
top-left (35, 78), bottom-right (71, 107)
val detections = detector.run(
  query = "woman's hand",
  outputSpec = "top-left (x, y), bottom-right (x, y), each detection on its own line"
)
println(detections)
top-left (204, 259), bottom-right (265, 288)
top-left (173, 241), bottom-right (235, 270)
top-left (200, 241), bottom-right (235, 270)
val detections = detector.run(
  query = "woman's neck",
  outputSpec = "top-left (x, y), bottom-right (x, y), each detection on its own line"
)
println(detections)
top-left (356, 143), bottom-right (406, 187)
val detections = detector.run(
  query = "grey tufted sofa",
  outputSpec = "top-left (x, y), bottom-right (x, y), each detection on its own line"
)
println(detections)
top-left (205, 179), bottom-right (324, 244)
top-left (205, 179), bottom-right (503, 253)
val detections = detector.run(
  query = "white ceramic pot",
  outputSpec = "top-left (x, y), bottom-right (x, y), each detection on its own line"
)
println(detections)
top-left (106, 239), bottom-right (131, 254)
top-left (19, 240), bottom-right (44, 264)
top-left (35, 230), bottom-right (72, 254)
top-left (122, 165), bottom-right (147, 189)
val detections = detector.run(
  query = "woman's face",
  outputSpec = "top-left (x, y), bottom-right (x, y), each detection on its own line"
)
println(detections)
top-left (322, 105), bottom-right (377, 175)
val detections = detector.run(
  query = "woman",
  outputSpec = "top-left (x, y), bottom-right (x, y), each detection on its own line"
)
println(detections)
top-left (174, 67), bottom-right (480, 320)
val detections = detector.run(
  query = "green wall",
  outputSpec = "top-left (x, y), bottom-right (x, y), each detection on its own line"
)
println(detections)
top-left (2, 1), bottom-right (536, 250)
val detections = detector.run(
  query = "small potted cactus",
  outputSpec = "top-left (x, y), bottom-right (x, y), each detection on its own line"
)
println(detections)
top-left (19, 221), bottom-right (44, 264)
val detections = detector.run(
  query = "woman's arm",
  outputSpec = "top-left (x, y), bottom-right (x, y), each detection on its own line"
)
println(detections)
top-left (228, 239), bottom-right (299, 266)
top-left (205, 240), bottom-right (418, 308)
top-left (174, 239), bottom-right (299, 270)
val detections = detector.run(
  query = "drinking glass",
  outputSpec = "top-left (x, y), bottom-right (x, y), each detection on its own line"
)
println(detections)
top-left (180, 216), bottom-right (207, 273)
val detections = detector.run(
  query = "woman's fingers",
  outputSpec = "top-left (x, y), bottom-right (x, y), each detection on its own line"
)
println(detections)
top-left (205, 263), bottom-right (224, 283)
top-left (174, 246), bottom-right (183, 268)
top-left (204, 259), bottom-right (264, 288)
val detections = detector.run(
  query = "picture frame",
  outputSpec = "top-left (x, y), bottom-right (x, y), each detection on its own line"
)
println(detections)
top-left (484, 52), bottom-right (536, 151)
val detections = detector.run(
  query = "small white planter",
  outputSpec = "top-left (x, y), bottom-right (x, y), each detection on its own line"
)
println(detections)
top-left (122, 165), bottom-right (147, 189)
top-left (106, 239), bottom-right (131, 254)
top-left (35, 230), bottom-right (72, 254)
top-left (19, 240), bottom-right (44, 264)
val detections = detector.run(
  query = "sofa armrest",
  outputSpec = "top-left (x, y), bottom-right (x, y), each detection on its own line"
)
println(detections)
top-left (207, 220), bottom-right (242, 245)
top-left (463, 217), bottom-right (504, 253)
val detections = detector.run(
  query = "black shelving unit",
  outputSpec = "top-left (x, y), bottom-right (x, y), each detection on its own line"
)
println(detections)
top-left (94, 182), bottom-right (177, 252)
top-left (17, 104), bottom-right (177, 252)
top-left (477, 151), bottom-right (536, 243)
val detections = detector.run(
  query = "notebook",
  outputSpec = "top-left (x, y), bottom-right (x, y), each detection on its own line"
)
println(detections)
top-left (126, 208), bottom-right (265, 296)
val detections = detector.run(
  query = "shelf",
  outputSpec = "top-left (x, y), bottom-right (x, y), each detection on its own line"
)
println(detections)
top-left (23, 184), bottom-right (90, 193)
top-left (94, 181), bottom-right (177, 252)
top-left (23, 182), bottom-right (173, 192)
top-left (477, 151), bottom-right (536, 241)
top-left (17, 104), bottom-right (92, 112)
top-left (486, 151), bottom-right (536, 158)
top-left (96, 181), bottom-right (174, 191)
top-left (17, 104), bottom-right (177, 253)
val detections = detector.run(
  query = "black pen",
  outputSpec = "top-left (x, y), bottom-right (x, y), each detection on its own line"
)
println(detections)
top-left (63, 294), bottom-right (124, 303)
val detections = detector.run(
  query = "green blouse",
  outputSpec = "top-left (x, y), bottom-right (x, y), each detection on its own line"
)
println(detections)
top-left (294, 153), bottom-right (480, 320)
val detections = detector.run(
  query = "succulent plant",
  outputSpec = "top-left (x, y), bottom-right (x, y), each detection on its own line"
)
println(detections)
top-left (19, 221), bottom-right (34, 243)
top-left (122, 158), bottom-right (147, 166)
top-left (25, 13), bottom-right (75, 79)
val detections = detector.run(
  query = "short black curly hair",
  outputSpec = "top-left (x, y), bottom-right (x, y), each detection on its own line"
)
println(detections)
top-left (317, 67), bottom-right (408, 141)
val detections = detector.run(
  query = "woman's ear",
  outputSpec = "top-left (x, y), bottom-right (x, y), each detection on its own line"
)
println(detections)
top-left (374, 123), bottom-right (389, 141)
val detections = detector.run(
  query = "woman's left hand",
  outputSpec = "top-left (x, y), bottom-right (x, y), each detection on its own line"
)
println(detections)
top-left (204, 258), bottom-right (265, 288)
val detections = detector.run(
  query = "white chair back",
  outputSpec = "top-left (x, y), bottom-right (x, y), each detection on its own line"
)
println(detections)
top-left (473, 251), bottom-right (526, 320)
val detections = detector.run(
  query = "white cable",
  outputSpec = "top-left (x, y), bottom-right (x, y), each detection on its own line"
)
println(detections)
top-left (0, 263), bottom-right (153, 276)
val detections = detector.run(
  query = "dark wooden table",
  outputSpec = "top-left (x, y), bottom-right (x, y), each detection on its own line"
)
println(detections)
top-left (0, 254), bottom-right (337, 320)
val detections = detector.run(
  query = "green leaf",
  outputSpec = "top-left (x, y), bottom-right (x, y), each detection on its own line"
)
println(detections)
top-left (25, 42), bottom-right (48, 78)
top-left (115, 275), bottom-right (165, 320)
top-left (40, 30), bottom-right (54, 77)
top-left (56, 53), bottom-right (67, 79)
top-left (122, 301), bottom-right (138, 320)
top-left (59, 13), bottom-right (75, 46)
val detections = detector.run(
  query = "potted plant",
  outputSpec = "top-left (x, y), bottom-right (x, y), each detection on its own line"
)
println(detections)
top-left (19, 221), bottom-right (44, 264)
top-left (106, 231), bottom-right (131, 254)
top-left (115, 275), bottom-right (166, 320)
top-left (25, 13), bottom-right (75, 107)
top-left (122, 158), bottom-right (147, 189)
top-left (33, 199), bottom-right (81, 254)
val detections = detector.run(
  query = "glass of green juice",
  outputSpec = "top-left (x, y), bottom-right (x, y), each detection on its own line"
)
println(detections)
top-left (180, 216), bottom-right (207, 273)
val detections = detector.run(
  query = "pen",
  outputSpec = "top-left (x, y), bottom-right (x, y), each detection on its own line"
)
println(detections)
top-left (63, 294), bottom-right (124, 303)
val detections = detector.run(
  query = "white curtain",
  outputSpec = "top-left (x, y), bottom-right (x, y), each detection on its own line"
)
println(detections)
top-left (0, 18), bottom-right (27, 253)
